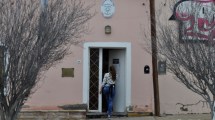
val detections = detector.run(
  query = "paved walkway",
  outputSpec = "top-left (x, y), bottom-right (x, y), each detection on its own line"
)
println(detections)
top-left (87, 114), bottom-right (211, 120)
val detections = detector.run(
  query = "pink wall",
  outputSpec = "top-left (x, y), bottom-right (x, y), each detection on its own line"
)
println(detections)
top-left (27, 46), bottom-right (84, 107)
top-left (26, 0), bottom-right (154, 112)
top-left (156, 0), bottom-right (210, 114)
top-left (159, 74), bottom-right (210, 114)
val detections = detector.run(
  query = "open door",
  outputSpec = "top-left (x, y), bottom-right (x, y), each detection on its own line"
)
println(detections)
top-left (109, 49), bottom-right (126, 112)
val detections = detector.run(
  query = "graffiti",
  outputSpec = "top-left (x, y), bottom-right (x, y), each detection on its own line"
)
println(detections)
top-left (176, 100), bottom-right (208, 111)
top-left (173, 0), bottom-right (215, 41)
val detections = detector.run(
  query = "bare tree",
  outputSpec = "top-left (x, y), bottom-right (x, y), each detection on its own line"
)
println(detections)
top-left (144, 0), bottom-right (215, 119)
top-left (0, 0), bottom-right (93, 119)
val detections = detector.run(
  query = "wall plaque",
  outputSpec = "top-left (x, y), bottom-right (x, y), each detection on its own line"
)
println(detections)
top-left (62, 68), bottom-right (74, 77)
top-left (101, 0), bottom-right (115, 18)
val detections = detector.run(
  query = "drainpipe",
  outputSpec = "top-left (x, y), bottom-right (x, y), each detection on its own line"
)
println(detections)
top-left (150, 0), bottom-right (160, 116)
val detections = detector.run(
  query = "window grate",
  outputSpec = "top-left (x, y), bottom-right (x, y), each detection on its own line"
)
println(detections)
top-left (89, 48), bottom-right (99, 110)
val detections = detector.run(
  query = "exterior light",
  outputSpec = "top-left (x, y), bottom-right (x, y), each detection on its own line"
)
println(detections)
top-left (105, 25), bottom-right (111, 34)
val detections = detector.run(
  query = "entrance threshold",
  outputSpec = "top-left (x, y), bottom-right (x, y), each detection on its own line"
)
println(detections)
top-left (86, 112), bottom-right (127, 119)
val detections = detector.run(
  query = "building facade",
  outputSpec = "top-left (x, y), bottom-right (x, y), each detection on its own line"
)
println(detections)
top-left (25, 0), bottom-right (212, 115)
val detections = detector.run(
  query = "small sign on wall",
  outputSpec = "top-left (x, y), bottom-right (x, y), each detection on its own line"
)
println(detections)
top-left (113, 59), bottom-right (119, 64)
top-left (158, 61), bottom-right (166, 75)
top-left (62, 68), bottom-right (74, 77)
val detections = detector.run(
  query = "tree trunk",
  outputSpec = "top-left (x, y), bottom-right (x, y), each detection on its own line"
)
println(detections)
top-left (0, 110), bottom-right (18, 120)
top-left (213, 101), bottom-right (215, 120)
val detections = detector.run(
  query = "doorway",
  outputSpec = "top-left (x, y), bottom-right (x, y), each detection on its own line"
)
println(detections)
top-left (83, 42), bottom-right (131, 113)
top-left (101, 49), bottom-right (126, 112)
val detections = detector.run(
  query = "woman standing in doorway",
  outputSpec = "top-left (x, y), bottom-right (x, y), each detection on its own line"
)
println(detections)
top-left (100, 65), bottom-right (116, 119)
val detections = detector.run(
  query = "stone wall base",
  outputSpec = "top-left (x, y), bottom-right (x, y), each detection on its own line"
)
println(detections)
top-left (18, 110), bottom-right (86, 120)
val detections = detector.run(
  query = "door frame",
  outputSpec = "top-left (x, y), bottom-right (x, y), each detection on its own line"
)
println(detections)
top-left (83, 42), bottom-right (131, 112)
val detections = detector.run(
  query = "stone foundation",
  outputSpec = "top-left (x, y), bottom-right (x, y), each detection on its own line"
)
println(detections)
top-left (18, 110), bottom-right (86, 120)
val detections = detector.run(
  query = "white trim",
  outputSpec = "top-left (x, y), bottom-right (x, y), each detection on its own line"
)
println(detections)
top-left (98, 48), bottom-right (103, 112)
top-left (83, 46), bottom-right (89, 104)
top-left (83, 42), bottom-right (131, 111)
top-left (125, 45), bottom-right (131, 107)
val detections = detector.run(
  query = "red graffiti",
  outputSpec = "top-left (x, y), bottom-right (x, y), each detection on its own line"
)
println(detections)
top-left (174, 0), bottom-right (215, 41)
